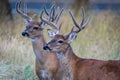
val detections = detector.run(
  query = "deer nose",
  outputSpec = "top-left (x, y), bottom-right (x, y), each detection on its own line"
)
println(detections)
top-left (43, 44), bottom-right (49, 50)
top-left (22, 32), bottom-right (29, 37)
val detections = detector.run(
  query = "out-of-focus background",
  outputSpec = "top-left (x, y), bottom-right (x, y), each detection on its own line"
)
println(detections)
top-left (0, 0), bottom-right (120, 79)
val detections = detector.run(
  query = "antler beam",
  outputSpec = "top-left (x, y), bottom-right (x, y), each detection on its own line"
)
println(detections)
top-left (16, 1), bottom-right (32, 21)
top-left (40, 7), bottom-right (64, 30)
top-left (69, 7), bottom-right (91, 33)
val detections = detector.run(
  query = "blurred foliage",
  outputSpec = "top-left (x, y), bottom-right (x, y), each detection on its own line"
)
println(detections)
top-left (0, 0), bottom-right (13, 21)
top-left (24, 65), bottom-right (37, 80)
top-left (72, 0), bottom-right (90, 16)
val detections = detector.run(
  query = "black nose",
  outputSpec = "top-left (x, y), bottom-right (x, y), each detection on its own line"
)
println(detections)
top-left (22, 32), bottom-right (29, 37)
top-left (43, 44), bottom-right (49, 50)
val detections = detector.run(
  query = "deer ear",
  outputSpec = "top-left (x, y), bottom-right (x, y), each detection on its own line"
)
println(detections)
top-left (67, 32), bottom-right (77, 43)
top-left (47, 29), bottom-right (56, 38)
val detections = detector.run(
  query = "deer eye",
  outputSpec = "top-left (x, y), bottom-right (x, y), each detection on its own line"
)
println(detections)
top-left (33, 27), bottom-right (39, 30)
top-left (58, 40), bottom-right (63, 43)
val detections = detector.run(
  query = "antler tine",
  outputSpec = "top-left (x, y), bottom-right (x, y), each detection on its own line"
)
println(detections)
top-left (55, 8), bottom-right (64, 24)
top-left (56, 20), bottom-right (63, 34)
top-left (40, 10), bottom-right (59, 30)
top-left (81, 16), bottom-right (91, 29)
top-left (49, 3), bottom-right (64, 23)
top-left (43, 6), bottom-right (49, 16)
top-left (80, 7), bottom-right (91, 29)
top-left (43, 4), bottom-right (56, 22)
top-left (40, 4), bottom-right (64, 30)
top-left (20, 1), bottom-right (26, 13)
top-left (16, 1), bottom-right (22, 14)
top-left (16, 1), bottom-right (32, 21)
top-left (69, 10), bottom-right (80, 33)
top-left (49, 4), bottom-right (56, 22)
top-left (69, 7), bottom-right (91, 33)
top-left (79, 7), bottom-right (85, 27)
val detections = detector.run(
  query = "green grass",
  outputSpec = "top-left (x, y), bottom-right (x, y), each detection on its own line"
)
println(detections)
top-left (0, 10), bottom-right (120, 80)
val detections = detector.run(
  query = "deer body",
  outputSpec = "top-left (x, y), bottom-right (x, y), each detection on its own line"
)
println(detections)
top-left (21, 21), bottom-right (65, 80)
top-left (16, 1), bottom-right (65, 80)
top-left (42, 7), bottom-right (120, 80)
top-left (22, 22), bottom-right (64, 80)
top-left (44, 34), bottom-right (120, 80)
top-left (21, 22), bottom-right (64, 80)
top-left (58, 43), bottom-right (120, 80)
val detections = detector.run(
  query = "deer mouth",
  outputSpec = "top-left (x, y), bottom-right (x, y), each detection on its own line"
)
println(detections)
top-left (43, 45), bottom-right (52, 51)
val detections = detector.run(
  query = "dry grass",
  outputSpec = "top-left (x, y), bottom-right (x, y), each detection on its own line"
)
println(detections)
top-left (0, 10), bottom-right (120, 80)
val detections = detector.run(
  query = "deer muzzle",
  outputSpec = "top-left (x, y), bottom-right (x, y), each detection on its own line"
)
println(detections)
top-left (22, 31), bottom-right (29, 37)
top-left (43, 44), bottom-right (51, 51)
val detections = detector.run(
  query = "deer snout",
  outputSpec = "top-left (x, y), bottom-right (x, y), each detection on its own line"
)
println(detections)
top-left (43, 44), bottom-right (51, 51)
top-left (22, 31), bottom-right (29, 37)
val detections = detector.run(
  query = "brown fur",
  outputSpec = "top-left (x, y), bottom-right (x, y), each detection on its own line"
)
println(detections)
top-left (46, 34), bottom-right (120, 80)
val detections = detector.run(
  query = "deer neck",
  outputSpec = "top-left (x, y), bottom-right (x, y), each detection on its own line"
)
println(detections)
top-left (31, 34), bottom-right (46, 64)
top-left (63, 44), bottom-right (79, 62)
top-left (59, 45), bottom-right (80, 79)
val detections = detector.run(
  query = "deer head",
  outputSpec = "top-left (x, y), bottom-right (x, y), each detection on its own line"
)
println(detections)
top-left (43, 7), bottom-right (91, 53)
top-left (16, 1), bottom-right (63, 39)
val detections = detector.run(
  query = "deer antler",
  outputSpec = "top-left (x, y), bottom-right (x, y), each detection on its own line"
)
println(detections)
top-left (43, 4), bottom-right (56, 22)
top-left (69, 7), bottom-right (91, 33)
top-left (40, 6), bottom-right (64, 30)
top-left (16, 1), bottom-right (32, 21)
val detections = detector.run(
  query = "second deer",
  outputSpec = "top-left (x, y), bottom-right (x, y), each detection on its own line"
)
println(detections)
top-left (42, 8), bottom-right (120, 80)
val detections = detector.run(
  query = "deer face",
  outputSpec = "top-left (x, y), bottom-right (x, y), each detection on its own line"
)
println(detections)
top-left (44, 34), bottom-right (67, 53)
top-left (43, 29), bottom-right (77, 53)
top-left (22, 21), bottom-right (44, 39)
top-left (16, 1), bottom-right (45, 39)
top-left (16, 1), bottom-right (63, 39)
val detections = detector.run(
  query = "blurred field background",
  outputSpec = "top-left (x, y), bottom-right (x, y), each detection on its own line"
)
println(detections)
top-left (0, 0), bottom-right (120, 80)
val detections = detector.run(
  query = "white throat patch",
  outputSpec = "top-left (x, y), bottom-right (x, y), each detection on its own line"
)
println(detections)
top-left (31, 38), bottom-right (39, 42)
top-left (56, 52), bottom-right (64, 60)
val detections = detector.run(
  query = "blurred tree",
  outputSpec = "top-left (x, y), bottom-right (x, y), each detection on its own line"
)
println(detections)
top-left (0, 0), bottom-right (13, 21)
top-left (73, 0), bottom-right (90, 16)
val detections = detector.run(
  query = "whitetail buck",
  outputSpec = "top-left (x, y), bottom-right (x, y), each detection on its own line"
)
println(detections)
top-left (16, 1), bottom-right (66, 80)
top-left (42, 8), bottom-right (120, 80)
